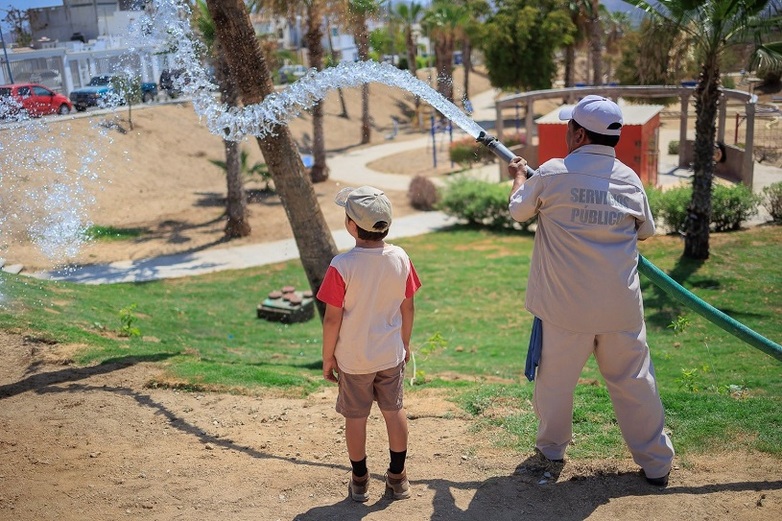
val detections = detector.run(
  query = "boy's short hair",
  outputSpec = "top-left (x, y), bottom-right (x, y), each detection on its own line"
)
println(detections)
top-left (335, 186), bottom-right (393, 234)
top-left (354, 222), bottom-right (389, 241)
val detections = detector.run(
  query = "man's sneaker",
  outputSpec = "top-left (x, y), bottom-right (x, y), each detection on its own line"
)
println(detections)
top-left (349, 472), bottom-right (370, 502)
top-left (385, 469), bottom-right (411, 500)
top-left (643, 470), bottom-right (670, 487)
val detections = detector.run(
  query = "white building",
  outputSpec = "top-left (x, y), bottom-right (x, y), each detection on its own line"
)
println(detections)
top-left (1, 1), bottom-right (175, 94)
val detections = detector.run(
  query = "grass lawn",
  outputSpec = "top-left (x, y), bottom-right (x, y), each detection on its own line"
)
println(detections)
top-left (2, 224), bottom-right (780, 463)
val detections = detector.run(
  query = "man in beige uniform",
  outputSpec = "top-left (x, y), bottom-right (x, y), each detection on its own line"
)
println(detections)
top-left (507, 95), bottom-right (675, 486)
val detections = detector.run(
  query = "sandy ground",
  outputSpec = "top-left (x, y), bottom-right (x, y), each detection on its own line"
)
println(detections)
top-left (1, 68), bottom-right (781, 520)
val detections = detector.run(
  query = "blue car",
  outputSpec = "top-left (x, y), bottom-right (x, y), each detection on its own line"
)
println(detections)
top-left (69, 75), bottom-right (158, 112)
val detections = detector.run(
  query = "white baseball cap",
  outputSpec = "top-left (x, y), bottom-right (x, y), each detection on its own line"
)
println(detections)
top-left (558, 95), bottom-right (623, 136)
top-left (335, 186), bottom-right (392, 233)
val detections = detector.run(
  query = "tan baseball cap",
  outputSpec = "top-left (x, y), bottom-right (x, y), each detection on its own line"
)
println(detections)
top-left (335, 186), bottom-right (392, 233)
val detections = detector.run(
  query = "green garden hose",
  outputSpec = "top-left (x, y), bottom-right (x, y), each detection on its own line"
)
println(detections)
top-left (638, 255), bottom-right (782, 362)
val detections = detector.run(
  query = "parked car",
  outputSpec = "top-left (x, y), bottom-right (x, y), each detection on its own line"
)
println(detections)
top-left (69, 74), bottom-right (158, 112)
top-left (0, 83), bottom-right (72, 117)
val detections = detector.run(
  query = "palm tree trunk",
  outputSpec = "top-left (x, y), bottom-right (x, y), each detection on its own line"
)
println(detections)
top-left (405, 26), bottom-right (421, 125)
top-left (361, 83), bottom-right (371, 143)
top-left (684, 61), bottom-right (720, 260)
top-left (564, 45), bottom-right (575, 87)
top-left (355, 17), bottom-right (372, 144)
top-left (206, 0), bottom-right (337, 318)
top-left (589, 0), bottom-right (602, 86)
top-left (461, 39), bottom-right (471, 104)
top-left (215, 50), bottom-right (250, 238)
top-left (307, 2), bottom-right (329, 183)
top-left (435, 39), bottom-right (454, 102)
top-left (325, 16), bottom-right (349, 119)
top-left (223, 138), bottom-right (251, 237)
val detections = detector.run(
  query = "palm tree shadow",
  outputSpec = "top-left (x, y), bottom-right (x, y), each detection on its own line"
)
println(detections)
top-left (0, 353), bottom-right (176, 399)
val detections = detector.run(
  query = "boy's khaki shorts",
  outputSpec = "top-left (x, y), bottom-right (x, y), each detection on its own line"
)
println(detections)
top-left (336, 362), bottom-right (405, 418)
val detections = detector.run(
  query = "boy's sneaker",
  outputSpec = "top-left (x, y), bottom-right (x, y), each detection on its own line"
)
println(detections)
top-left (385, 469), bottom-right (411, 500)
top-left (349, 472), bottom-right (370, 502)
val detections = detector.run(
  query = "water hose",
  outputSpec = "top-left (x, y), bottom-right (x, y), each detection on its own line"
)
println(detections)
top-left (638, 255), bottom-right (782, 362)
top-left (476, 133), bottom-right (782, 363)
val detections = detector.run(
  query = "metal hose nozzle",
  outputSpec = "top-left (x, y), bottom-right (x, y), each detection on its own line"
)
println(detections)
top-left (476, 131), bottom-right (535, 177)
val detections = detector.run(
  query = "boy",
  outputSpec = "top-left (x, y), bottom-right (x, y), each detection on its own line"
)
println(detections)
top-left (317, 185), bottom-right (421, 502)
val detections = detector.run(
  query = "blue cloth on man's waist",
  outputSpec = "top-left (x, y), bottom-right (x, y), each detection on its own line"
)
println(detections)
top-left (525, 316), bottom-right (542, 381)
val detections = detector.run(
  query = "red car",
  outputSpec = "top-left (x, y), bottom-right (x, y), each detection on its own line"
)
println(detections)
top-left (0, 83), bottom-right (73, 117)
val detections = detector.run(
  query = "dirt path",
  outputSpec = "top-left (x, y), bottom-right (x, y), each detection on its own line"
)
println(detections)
top-left (1, 331), bottom-right (780, 520)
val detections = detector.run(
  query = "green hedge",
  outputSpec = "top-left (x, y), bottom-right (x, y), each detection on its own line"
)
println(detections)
top-left (649, 183), bottom-right (762, 233)
top-left (711, 183), bottom-right (760, 231)
top-left (762, 181), bottom-right (782, 223)
top-left (437, 176), bottom-right (535, 231)
top-left (439, 179), bottom-right (764, 234)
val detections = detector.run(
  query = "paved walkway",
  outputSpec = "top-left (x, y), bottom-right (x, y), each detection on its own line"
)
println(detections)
top-left (33, 89), bottom-right (781, 284)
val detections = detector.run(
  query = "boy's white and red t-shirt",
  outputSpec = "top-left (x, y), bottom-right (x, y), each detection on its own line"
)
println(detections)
top-left (317, 244), bottom-right (421, 375)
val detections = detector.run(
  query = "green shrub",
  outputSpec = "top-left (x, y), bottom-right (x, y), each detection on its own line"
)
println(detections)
top-left (646, 184), bottom-right (664, 221)
top-left (761, 181), bottom-right (782, 223)
top-left (710, 183), bottom-right (760, 231)
top-left (722, 75), bottom-right (736, 89)
top-left (655, 185), bottom-right (692, 233)
top-left (437, 176), bottom-right (535, 230)
top-left (449, 137), bottom-right (492, 166)
top-left (655, 183), bottom-right (761, 233)
top-left (668, 140), bottom-right (680, 155)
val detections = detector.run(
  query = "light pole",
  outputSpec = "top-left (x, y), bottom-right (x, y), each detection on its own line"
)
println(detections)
top-left (0, 24), bottom-right (13, 84)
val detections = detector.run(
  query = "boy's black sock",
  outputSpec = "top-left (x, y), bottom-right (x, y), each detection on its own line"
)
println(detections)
top-left (350, 457), bottom-right (368, 478)
top-left (389, 449), bottom-right (407, 475)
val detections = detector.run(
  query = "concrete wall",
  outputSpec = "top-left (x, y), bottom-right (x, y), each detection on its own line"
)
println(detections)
top-left (683, 140), bottom-right (749, 185)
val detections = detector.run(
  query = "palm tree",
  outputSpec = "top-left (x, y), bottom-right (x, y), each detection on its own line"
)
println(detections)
top-left (195, 0), bottom-right (251, 238)
top-left (204, 0), bottom-right (338, 318)
top-left (346, 0), bottom-right (384, 144)
top-left (394, 1), bottom-right (424, 123)
top-left (601, 8), bottom-right (631, 84)
top-left (304, 0), bottom-right (330, 182)
top-left (250, 0), bottom-right (330, 183)
top-left (454, 0), bottom-right (490, 105)
top-left (324, 15), bottom-right (350, 119)
top-left (563, 1), bottom-right (590, 87)
top-left (395, 1), bottom-right (423, 78)
top-left (626, 0), bottom-right (782, 259)
top-left (587, 0), bottom-right (602, 85)
top-left (421, 0), bottom-right (468, 103)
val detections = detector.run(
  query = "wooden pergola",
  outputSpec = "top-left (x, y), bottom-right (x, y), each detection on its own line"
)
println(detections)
top-left (494, 86), bottom-right (758, 186)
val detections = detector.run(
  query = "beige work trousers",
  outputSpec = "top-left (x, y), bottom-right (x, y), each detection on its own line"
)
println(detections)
top-left (533, 320), bottom-right (675, 479)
